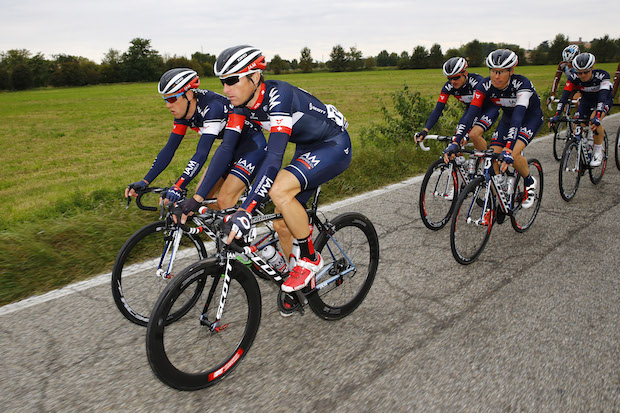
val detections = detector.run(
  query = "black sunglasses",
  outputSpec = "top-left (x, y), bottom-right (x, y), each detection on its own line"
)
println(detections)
top-left (448, 75), bottom-right (462, 81)
top-left (219, 71), bottom-right (253, 86)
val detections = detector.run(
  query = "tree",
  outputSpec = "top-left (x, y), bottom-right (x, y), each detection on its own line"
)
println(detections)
top-left (0, 68), bottom-right (9, 89)
top-left (428, 44), bottom-right (444, 68)
top-left (376, 50), bottom-right (390, 67)
top-left (463, 39), bottom-right (483, 67)
top-left (300, 47), bottom-right (313, 73)
top-left (410, 46), bottom-right (429, 69)
top-left (548, 34), bottom-right (570, 64)
top-left (269, 54), bottom-right (286, 74)
top-left (364, 57), bottom-right (377, 70)
top-left (346, 46), bottom-right (364, 71)
top-left (121, 38), bottom-right (163, 82)
top-left (444, 48), bottom-right (462, 59)
top-left (327, 45), bottom-right (347, 72)
top-left (590, 35), bottom-right (618, 63)
top-left (397, 51), bottom-right (410, 69)
top-left (11, 63), bottom-right (33, 90)
top-left (530, 41), bottom-right (550, 65)
top-left (191, 52), bottom-right (216, 65)
top-left (100, 49), bottom-right (123, 83)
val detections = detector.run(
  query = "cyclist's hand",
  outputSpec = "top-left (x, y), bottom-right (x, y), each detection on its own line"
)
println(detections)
top-left (548, 114), bottom-right (560, 128)
top-left (590, 116), bottom-right (601, 130)
top-left (499, 149), bottom-right (513, 172)
top-left (164, 185), bottom-right (183, 204)
top-left (443, 142), bottom-right (460, 164)
top-left (178, 197), bottom-right (201, 224)
top-left (225, 209), bottom-right (252, 244)
top-left (414, 130), bottom-right (428, 143)
top-left (125, 180), bottom-right (148, 198)
top-left (546, 96), bottom-right (554, 106)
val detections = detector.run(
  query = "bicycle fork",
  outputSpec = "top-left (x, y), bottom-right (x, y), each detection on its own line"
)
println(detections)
top-left (156, 228), bottom-right (184, 279)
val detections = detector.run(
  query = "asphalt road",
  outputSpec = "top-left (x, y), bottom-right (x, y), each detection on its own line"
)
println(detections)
top-left (1, 115), bottom-right (619, 413)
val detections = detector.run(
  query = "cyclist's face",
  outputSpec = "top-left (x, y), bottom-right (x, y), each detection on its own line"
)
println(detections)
top-left (448, 72), bottom-right (467, 89)
top-left (222, 72), bottom-right (260, 107)
top-left (576, 69), bottom-right (593, 82)
top-left (165, 92), bottom-right (189, 118)
top-left (490, 68), bottom-right (513, 89)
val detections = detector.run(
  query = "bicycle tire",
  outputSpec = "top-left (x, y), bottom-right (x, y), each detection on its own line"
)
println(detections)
top-left (589, 131), bottom-right (608, 184)
top-left (308, 212), bottom-right (379, 320)
top-left (510, 159), bottom-right (544, 233)
top-left (553, 120), bottom-right (569, 161)
top-left (450, 176), bottom-right (495, 265)
top-left (419, 158), bottom-right (458, 230)
top-left (615, 127), bottom-right (620, 171)
top-left (146, 258), bottom-right (261, 391)
top-left (558, 140), bottom-right (581, 201)
top-left (111, 220), bottom-right (208, 326)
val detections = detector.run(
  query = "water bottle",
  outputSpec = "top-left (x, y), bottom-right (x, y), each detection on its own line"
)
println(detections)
top-left (586, 135), bottom-right (594, 154)
top-left (262, 245), bottom-right (288, 274)
top-left (493, 175), bottom-right (508, 193)
top-left (455, 156), bottom-right (466, 166)
top-left (505, 174), bottom-right (516, 195)
top-left (467, 158), bottom-right (476, 175)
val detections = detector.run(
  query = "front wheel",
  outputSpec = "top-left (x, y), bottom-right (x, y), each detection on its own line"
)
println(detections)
top-left (589, 131), bottom-right (608, 184)
top-left (553, 120), bottom-right (569, 161)
top-left (558, 140), bottom-right (581, 201)
top-left (146, 258), bottom-right (261, 391)
top-left (615, 127), bottom-right (620, 171)
top-left (308, 213), bottom-right (379, 320)
top-left (419, 158), bottom-right (458, 230)
top-left (111, 220), bottom-right (208, 326)
top-left (450, 177), bottom-right (495, 265)
top-left (510, 159), bottom-right (544, 233)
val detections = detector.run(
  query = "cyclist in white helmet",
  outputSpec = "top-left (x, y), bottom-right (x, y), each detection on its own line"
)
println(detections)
top-left (415, 57), bottom-right (494, 155)
top-left (125, 68), bottom-right (266, 210)
top-left (447, 49), bottom-right (543, 210)
top-left (214, 45), bottom-right (352, 295)
top-left (550, 52), bottom-right (613, 166)
top-left (548, 44), bottom-right (580, 105)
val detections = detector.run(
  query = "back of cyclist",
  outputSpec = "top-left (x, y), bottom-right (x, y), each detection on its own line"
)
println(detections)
top-left (416, 57), bottom-right (491, 152)
top-left (549, 53), bottom-right (613, 166)
top-left (125, 68), bottom-right (266, 208)
top-left (449, 49), bottom-right (543, 209)
top-left (548, 45), bottom-right (580, 105)
top-left (612, 61), bottom-right (620, 104)
top-left (215, 46), bottom-right (352, 295)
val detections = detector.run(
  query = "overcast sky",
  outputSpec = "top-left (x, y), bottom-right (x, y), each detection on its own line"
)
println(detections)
top-left (2, 0), bottom-right (619, 63)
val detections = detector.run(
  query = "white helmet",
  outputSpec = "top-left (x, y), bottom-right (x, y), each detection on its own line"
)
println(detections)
top-left (572, 53), bottom-right (595, 71)
top-left (562, 45), bottom-right (580, 63)
top-left (214, 45), bottom-right (266, 78)
top-left (442, 57), bottom-right (468, 77)
top-left (486, 49), bottom-right (518, 69)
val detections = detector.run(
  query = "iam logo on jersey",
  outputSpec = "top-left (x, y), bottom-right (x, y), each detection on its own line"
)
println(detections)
top-left (234, 158), bottom-right (255, 175)
top-left (297, 153), bottom-right (320, 170)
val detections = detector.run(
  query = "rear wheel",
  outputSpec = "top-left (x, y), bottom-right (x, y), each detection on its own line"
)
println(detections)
top-left (146, 258), bottom-right (261, 391)
top-left (308, 213), bottom-right (379, 320)
top-left (419, 158), bottom-right (458, 230)
top-left (558, 140), bottom-right (581, 201)
top-left (510, 159), bottom-right (544, 233)
top-left (553, 120), bottom-right (569, 161)
top-left (450, 177), bottom-right (495, 265)
top-left (589, 131), bottom-right (608, 184)
top-left (615, 127), bottom-right (620, 171)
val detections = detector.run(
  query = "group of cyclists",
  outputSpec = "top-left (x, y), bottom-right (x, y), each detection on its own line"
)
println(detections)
top-left (125, 44), bottom-right (618, 302)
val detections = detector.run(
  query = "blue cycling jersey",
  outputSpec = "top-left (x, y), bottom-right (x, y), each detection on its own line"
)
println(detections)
top-left (226, 79), bottom-right (350, 212)
top-left (144, 90), bottom-right (233, 187)
top-left (455, 74), bottom-right (542, 150)
top-left (424, 73), bottom-right (484, 131)
top-left (557, 69), bottom-right (613, 114)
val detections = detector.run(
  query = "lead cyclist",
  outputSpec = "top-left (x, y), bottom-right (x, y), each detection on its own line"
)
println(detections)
top-left (214, 46), bottom-right (352, 295)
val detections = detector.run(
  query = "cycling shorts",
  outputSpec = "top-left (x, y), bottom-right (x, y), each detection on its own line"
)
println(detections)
top-left (490, 110), bottom-right (543, 148)
top-left (227, 129), bottom-right (267, 187)
top-left (284, 131), bottom-right (352, 205)
top-left (473, 104), bottom-right (501, 132)
top-left (575, 95), bottom-right (611, 119)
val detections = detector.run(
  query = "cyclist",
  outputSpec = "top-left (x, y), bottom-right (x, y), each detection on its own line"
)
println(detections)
top-left (549, 52), bottom-right (613, 167)
top-left (548, 45), bottom-right (580, 106)
top-left (125, 68), bottom-right (266, 209)
top-left (215, 45), bottom-right (352, 294)
top-left (416, 57), bottom-right (491, 154)
top-left (612, 61), bottom-right (620, 103)
top-left (446, 49), bottom-right (543, 209)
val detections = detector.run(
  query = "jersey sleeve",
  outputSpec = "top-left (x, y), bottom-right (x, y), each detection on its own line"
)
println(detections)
top-left (505, 82), bottom-right (534, 149)
top-left (550, 62), bottom-right (564, 96)
top-left (454, 86), bottom-right (485, 143)
top-left (424, 85), bottom-right (450, 130)
top-left (143, 126), bottom-right (185, 184)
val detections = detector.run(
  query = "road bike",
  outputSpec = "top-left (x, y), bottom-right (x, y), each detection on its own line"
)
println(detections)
top-left (548, 98), bottom-right (579, 161)
top-left (112, 186), bottom-right (220, 326)
top-left (145, 186), bottom-right (380, 390)
top-left (418, 135), bottom-right (480, 230)
top-left (450, 149), bottom-right (544, 265)
top-left (558, 118), bottom-right (608, 201)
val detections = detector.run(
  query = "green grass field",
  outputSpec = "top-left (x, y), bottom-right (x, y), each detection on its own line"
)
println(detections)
top-left (1, 64), bottom-right (618, 305)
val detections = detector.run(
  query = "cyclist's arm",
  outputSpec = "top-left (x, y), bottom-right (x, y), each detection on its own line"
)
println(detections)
top-left (171, 133), bottom-right (217, 190)
top-left (453, 89), bottom-right (484, 144)
top-left (194, 114), bottom-right (246, 199)
top-left (143, 127), bottom-right (186, 184)
top-left (423, 90), bottom-right (450, 131)
top-left (550, 62), bottom-right (564, 97)
top-left (612, 62), bottom-right (620, 101)
top-left (505, 89), bottom-right (533, 151)
top-left (596, 76), bottom-right (613, 114)
top-left (554, 82), bottom-right (574, 114)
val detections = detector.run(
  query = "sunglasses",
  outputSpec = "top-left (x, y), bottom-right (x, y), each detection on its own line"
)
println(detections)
top-left (220, 71), bottom-right (254, 86)
top-left (163, 91), bottom-right (185, 103)
top-left (447, 75), bottom-right (462, 81)
top-left (576, 70), bottom-right (591, 76)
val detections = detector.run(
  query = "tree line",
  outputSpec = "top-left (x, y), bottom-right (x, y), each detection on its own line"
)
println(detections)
top-left (2, 34), bottom-right (619, 91)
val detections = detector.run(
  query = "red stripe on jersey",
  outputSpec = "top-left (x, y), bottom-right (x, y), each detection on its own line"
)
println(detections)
top-left (226, 113), bottom-right (246, 132)
top-left (172, 123), bottom-right (188, 135)
top-left (270, 125), bottom-right (292, 135)
top-left (438, 93), bottom-right (449, 103)
top-left (564, 81), bottom-right (575, 92)
top-left (471, 90), bottom-right (486, 107)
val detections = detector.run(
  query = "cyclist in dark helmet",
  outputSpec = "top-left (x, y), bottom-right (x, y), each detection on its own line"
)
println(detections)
top-left (550, 52), bottom-right (613, 167)
top-left (416, 57), bottom-right (493, 156)
top-left (125, 67), bottom-right (266, 210)
top-left (215, 45), bottom-right (352, 296)
top-left (446, 49), bottom-right (543, 209)
top-left (548, 44), bottom-right (580, 105)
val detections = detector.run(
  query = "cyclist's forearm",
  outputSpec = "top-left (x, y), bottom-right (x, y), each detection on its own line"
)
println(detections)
top-left (143, 133), bottom-right (184, 183)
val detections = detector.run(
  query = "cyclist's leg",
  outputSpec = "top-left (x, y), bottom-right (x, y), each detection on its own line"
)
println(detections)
top-left (470, 104), bottom-right (500, 151)
top-left (216, 175), bottom-right (247, 209)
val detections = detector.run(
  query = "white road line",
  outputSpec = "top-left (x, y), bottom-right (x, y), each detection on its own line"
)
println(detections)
top-left (2, 113), bottom-right (617, 317)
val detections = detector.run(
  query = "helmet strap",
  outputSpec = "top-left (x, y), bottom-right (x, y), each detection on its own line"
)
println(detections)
top-left (181, 93), bottom-right (193, 119)
top-left (236, 74), bottom-right (263, 108)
